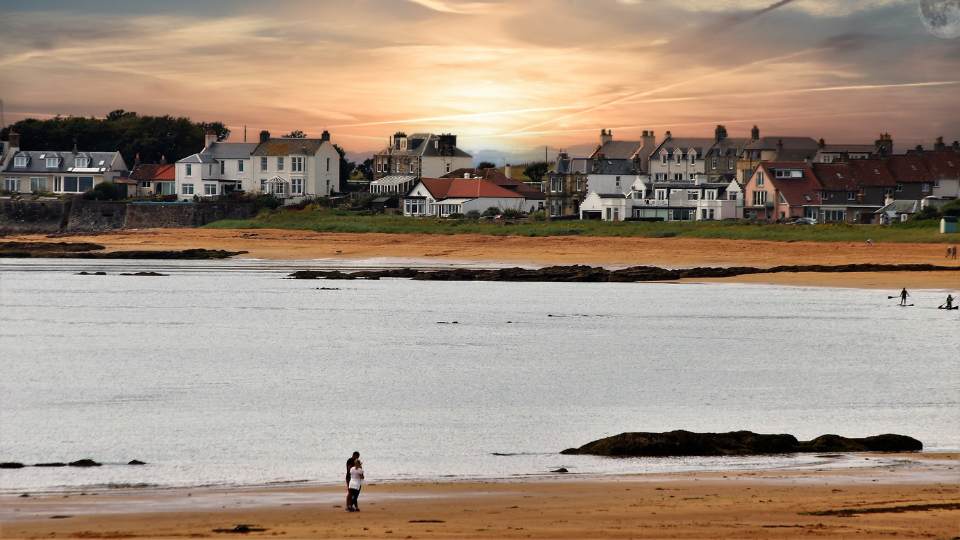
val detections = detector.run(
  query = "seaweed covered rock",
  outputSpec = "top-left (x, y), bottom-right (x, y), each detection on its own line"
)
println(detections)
top-left (560, 430), bottom-right (799, 457)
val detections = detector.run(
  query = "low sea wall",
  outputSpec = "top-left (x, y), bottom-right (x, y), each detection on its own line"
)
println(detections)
top-left (0, 197), bottom-right (256, 234)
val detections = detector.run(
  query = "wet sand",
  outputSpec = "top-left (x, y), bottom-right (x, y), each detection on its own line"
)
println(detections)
top-left (7, 228), bottom-right (960, 289)
top-left (2, 453), bottom-right (957, 539)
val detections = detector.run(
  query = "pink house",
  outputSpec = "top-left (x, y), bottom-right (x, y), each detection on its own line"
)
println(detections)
top-left (743, 162), bottom-right (821, 222)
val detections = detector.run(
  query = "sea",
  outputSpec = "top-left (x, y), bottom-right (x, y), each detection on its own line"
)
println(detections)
top-left (1, 258), bottom-right (958, 493)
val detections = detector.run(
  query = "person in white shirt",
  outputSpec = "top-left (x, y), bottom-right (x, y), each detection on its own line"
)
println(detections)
top-left (347, 460), bottom-right (364, 512)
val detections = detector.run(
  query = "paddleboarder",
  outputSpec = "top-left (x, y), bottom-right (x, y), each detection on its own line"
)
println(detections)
top-left (945, 294), bottom-right (955, 310)
top-left (899, 288), bottom-right (909, 306)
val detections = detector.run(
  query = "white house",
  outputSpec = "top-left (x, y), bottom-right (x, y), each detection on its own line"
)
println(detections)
top-left (250, 132), bottom-right (340, 202)
top-left (175, 131), bottom-right (257, 200)
top-left (402, 177), bottom-right (531, 217)
top-left (2, 133), bottom-right (127, 195)
top-left (648, 132), bottom-right (712, 183)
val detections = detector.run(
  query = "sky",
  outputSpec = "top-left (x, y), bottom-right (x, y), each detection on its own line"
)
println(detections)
top-left (0, 0), bottom-right (958, 160)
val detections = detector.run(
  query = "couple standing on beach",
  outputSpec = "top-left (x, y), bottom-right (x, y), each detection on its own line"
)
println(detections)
top-left (345, 451), bottom-right (364, 512)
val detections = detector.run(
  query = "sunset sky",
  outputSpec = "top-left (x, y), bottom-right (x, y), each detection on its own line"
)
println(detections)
top-left (0, 0), bottom-right (958, 159)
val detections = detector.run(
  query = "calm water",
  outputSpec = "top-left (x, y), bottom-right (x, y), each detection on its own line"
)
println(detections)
top-left (1, 259), bottom-right (958, 492)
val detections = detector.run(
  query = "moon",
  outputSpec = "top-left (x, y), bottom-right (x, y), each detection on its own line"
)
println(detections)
top-left (919, 0), bottom-right (960, 39)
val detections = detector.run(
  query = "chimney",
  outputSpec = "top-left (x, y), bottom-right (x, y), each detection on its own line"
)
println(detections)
top-left (321, 130), bottom-right (331, 142)
top-left (600, 129), bottom-right (612, 146)
top-left (776, 139), bottom-right (784, 153)
top-left (160, 154), bottom-right (167, 165)
top-left (204, 129), bottom-right (218, 149)
top-left (875, 132), bottom-right (893, 157)
top-left (8, 131), bottom-right (20, 151)
top-left (714, 124), bottom-right (727, 143)
top-left (72, 139), bottom-right (78, 154)
top-left (665, 130), bottom-right (672, 140)
top-left (642, 130), bottom-right (655, 148)
top-left (750, 125), bottom-right (760, 140)
top-left (134, 152), bottom-right (141, 167)
top-left (953, 140), bottom-right (959, 151)
top-left (818, 138), bottom-right (826, 149)
top-left (934, 136), bottom-right (946, 151)
top-left (504, 163), bottom-right (512, 179)
top-left (259, 130), bottom-right (271, 143)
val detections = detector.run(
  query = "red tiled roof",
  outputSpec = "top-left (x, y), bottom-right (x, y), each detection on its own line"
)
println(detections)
top-left (813, 159), bottom-right (895, 190)
top-left (922, 151), bottom-right (960, 180)
top-left (884, 154), bottom-right (934, 183)
top-left (420, 178), bottom-right (524, 199)
top-left (130, 163), bottom-right (175, 181)
top-left (758, 162), bottom-right (821, 206)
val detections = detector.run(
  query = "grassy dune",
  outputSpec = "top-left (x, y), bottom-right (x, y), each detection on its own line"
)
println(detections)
top-left (206, 208), bottom-right (952, 243)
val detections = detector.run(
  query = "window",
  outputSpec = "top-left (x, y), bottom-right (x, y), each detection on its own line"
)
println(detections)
top-left (823, 209), bottom-right (846, 222)
top-left (779, 192), bottom-right (788, 204)
top-left (277, 157), bottom-right (284, 171)
top-left (74, 157), bottom-right (89, 168)
top-left (291, 157), bottom-right (304, 172)
top-left (4, 178), bottom-right (19, 192)
top-left (238, 160), bottom-right (244, 172)
top-left (45, 157), bottom-right (59, 168)
top-left (847, 191), bottom-right (856, 201)
top-left (753, 190), bottom-right (767, 206)
top-left (30, 177), bottom-right (47, 192)
top-left (661, 153), bottom-right (667, 164)
top-left (728, 192), bottom-right (738, 201)
top-left (704, 190), bottom-right (717, 201)
top-left (711, 157), bottom-right (718, 169)
top-left (445, 162), bottom-right (451, 173)
top-left (701, 208), bottom-right (715, 220)
top-left (326, 157), bottom-right (331, 172)
top-left (615, 176), bottom-right (621, 189)
top-left (61, 176), bottom-right (93, 193)
top-left (209, 164), bottom-right (214, 176)
top-left (934, 179), bottom-right (940, 188)
top-left (550, 177), bottom-right (563, 193)
top-left (260, 157), bottom-right (268, 171)
top-left (292, 178), bottom-right (303, 195)
top-left (895, 183), bottom-right (903, 192)
top-left (921, 183), bottom-right (931, 193)
top-left (689, 152), bottom-right (697, 164)
top-left (675, 152), bottom-right (682, 164)
top-left (186, 164), bottom-right (192, 176)
top-left (655, 189), bottom-right (667, 200)
top-left (182, 183), bottom-right (194, 195)
top-left (14, 156), bottom-right (27, 168)
top-left (674, 173), bottom-right (684, 182)
top-left (654, 173), bottom-right (666, 181)
top-left (756, 171), bottom-right (764, 186)
top-left (220, 161), bottom-right (225, 175)
top-left (260, 179), bottom-right (268, 192)
top-left (404, 199), bottom-right (426, 215)
top-left (687, 191), bottom-right (699, 201)
top-left (275, 182), bottom-right (285, 195)
top-left (204, 184), bottom-right (217, 196)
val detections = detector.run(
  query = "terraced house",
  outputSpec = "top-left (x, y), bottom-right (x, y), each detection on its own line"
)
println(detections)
top-left (1, 133), bottom-right (127, 195)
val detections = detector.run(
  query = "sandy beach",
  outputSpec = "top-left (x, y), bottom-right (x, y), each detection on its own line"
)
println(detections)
top-left (2, 453), bottom-right (957, 540)
top-left (8, 228), bottom-right (960, 289)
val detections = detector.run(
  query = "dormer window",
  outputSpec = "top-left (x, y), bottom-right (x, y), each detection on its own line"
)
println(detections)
top-left (675, 152), bottom-right (682, 164)
top-left (46, 157), bottom-right (59, 168)
top-left (14, 156), bottom-right (27, 168)
top-left (74, 157), bottom-right (89, 168)
top-left (689, 152), bottom-right (697, 164)
top-left (661, 153), bottom-right (667, 164)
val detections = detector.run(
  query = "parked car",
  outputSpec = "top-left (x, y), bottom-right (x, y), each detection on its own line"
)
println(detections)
top-left (789, 217), bottom-right (817, 225)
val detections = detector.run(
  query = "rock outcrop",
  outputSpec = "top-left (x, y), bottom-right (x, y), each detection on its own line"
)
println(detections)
top-left (289, 263), bottom-right (959, 283)
top-left (561, 430), bottom-right (922, 457)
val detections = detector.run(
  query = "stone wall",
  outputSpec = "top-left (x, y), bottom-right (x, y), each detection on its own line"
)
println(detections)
top-left (0, 198), bottom-right (71, 233)
top-left (0, 197), bottom-right (256, 233)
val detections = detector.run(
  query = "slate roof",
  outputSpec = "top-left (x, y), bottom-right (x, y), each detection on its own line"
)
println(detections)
top-left (706, 138), bottom-right (751, 157)
top-left (4, 150), bottom-right (123, 174)
top-left (589, 159), bottom-right (636, 175)
top-left (418, 178), bottom-right (524, 200)
top-left (129, 163), bottom-right (175, 182)
top-left (590, 140), bottom-right (644, 160)
top-left (378, 133), bottom-right (471, 159)
top-left (178, 142), bottom-right (258, 164)
top-left (744, 136), bottom-right (820, 151)
top-left (818, 144), bottom-right (876, 153)
top-left (652, 137), bottom-right (714, 158)
top-left (252, 138), bottom-right (330, 156)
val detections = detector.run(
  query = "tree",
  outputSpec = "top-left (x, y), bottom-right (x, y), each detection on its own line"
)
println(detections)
top-left (83, 181), bottom-right (124, 201)
top-left (477, 161), bottom-right (496, 170)
top-left (283, 130), bottom-right (307, 138)
top-left (523, 162), bottom-right (549, 183)
top-left (332, 144), bottom-right (356, 187)
top-left (0, 111), bottom-right (231, 167)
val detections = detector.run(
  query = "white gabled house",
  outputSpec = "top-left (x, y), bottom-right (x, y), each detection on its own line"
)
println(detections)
top-left (250, 131), bottom-right (340, 202)
top-left (175, 131), bottom-right (256, 200)
top-left (403, 177), bottom-right (532, 217)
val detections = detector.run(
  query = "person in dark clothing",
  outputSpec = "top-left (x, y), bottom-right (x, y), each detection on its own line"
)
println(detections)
top-left (346, 451), bottom-right (359, 510)
top-left (900, 288), bottom-right (909, 306)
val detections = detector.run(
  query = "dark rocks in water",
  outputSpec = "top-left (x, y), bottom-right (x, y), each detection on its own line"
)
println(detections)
top-left (119, 271), bottom-right (168, 277)
top-left (0, 462), bottom-right (25, 469)
top-left (551, 467), bottom-right (569, 473)
top-left (561, 430), bottom-right (922, 457)
top-left (19, 493), bottom-right (29, 497)
top-left (0, 241), bottom-right (244, 260)
top-left (68, 459), bottom-right (102, 467)
top-left (34, 462), bottom-right (67, 467)
top-left (76, 271), bottom-right (107, 276)
top-left (798, 434), bottom-right (923, 453)
top-left (84, 249), bottom-right (244, 260)
top-left (288, 263), bottom-right (959, 283)
top-left (128, 459), bottom-right (147, 465)
top-left (212, 524), bottom-right (268, 534)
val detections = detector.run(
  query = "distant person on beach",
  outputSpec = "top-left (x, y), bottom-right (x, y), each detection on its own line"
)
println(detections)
top-left (347, 459), bottom-right (364, 512)
top-left (945, 294), bottom-right (955, 309)
top-left (346, 451), bottom-right (360, 509)
top-left (951, 246), bottom-right (958, 260)
top-left (900, 288), bottom-right (910, 306)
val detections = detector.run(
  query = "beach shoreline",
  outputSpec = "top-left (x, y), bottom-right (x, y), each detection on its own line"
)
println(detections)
top-left (5, 228), bottom-right (960, 289)
top-left (2, 452), bottom-right (957, 539)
